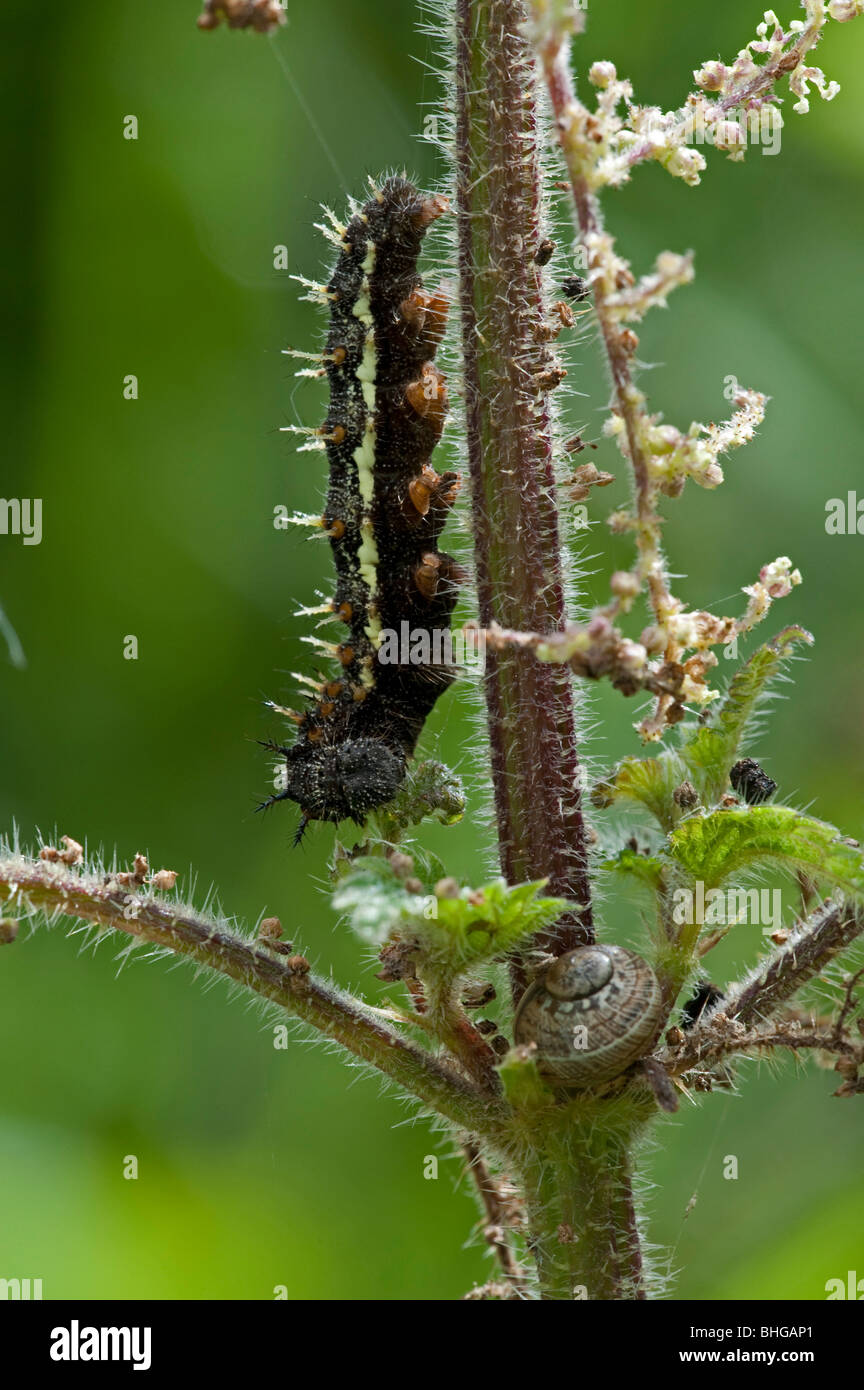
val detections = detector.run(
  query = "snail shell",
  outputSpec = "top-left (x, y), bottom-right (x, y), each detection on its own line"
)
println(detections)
top-left (512, 945), bottom-right (663, 1088)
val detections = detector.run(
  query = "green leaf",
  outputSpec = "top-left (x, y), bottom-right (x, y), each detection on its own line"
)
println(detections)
top-left (331, 856), bottom-right (415, 942)
top-left (365, 761), bottom-right (465, 840)
top-left (680, 627), bottom-right (813, 804)
top-left (420, 878), bottom-right (570, 974)
top-left (592, 751), bottom-right (688, 831)
top-left (498, 1047), bottom-right (555, 1110)
top-left (667, 806), bottom-right (864, 899)
top-left (332, 857), bottom-right (570, 968)
top-left (600, 847), bottom-right (665, 889)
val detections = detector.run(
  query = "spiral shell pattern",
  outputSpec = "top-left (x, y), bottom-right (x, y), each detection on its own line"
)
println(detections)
top-left (513, 945), bottom-right (664, 1087)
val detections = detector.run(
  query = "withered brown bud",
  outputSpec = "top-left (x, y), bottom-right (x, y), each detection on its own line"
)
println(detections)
top-left (673, 781), bottom-right (699, 810)
top-left (462, 982), bottom-right (497, 1008)
top-left (377, 938), bottom-right (420, 983)
top-left (150, 869), bottom-right (178, 892)
top-left (387, 851), bottom-right (415, 878)
top-left (435, 877), bottom-right (461, 899)
top-left (258, 916), bottom-right (283, 941)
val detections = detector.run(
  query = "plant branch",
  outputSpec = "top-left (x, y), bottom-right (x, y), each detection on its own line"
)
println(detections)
top-left (666, 1018), bottom-right (863, 1078)
top-left (662, 900), bottom-right (864, 1079)
top-left (0, 853), bottom-right (509, 1139)
top-left (529, 6), bottom-right (813, 740)
top-left (533, 16), bottom-right (672, 614)
top-left (462, 1139), bottom-right (525, 1284)
top-left (722, 899), bottom-right (864, 1026)
top-left (622, 2), bottom-right (843, 173)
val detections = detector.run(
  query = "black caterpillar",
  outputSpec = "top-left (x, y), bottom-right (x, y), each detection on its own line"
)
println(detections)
top-left (262, 176), bottom-right (461, 836)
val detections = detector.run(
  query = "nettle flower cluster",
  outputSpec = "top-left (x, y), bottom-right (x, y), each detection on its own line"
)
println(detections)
top-left (569, 1), bottom-right (854, 192)
top-left (520, 0), bottom-right (854, 741)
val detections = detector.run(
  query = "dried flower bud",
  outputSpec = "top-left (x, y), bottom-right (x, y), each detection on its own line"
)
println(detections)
top-left (388, 851), bottom-right (415, 878)
top-left (59, 836), bottom-right (84, 866)
top-left (588, 61), bottom-right (617, 88)
top-left (694, 60), bottom-right (728, 91)
top-left (561, 275), bottom-right (589, 302)
top-left (435, 877), bottom-right (461, 899)
top-left (150, 869), bottom-right (178, 892)
top-left (377, 938), bottom-right (419, 983)
top-left (197, 0), bottom-right (286, 32)
top-left (462, 982), bottom-right (497, 1008)
top-left (673, 781), bottom-right (699, 810)
top-left (552, 300), bottom-right (575, 328)
top-left (610, 570), bottom-right (640, 602)
top-left (258, 916), bottom-right (283, 941)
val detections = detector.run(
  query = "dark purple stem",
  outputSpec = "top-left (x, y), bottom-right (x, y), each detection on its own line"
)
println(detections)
top-left (454, 0), bottom-right (593, 991)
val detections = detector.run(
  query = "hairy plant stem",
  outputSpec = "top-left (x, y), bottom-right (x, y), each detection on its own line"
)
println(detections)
top-left (0, 858), bottom-right (508, 1141)
top-left (454, 0), bottom-right (593, 974)
top-left (422, 973), bottom-right (502, 1094)
top-left (723, 900), bottom-right (864, 1026)
top-left (462, 1138), bottom-right (525, 1284)
top-left (517, 1096), bottom-right (653, 1299)
top-left (452, 0), bottom-right (666, 1300)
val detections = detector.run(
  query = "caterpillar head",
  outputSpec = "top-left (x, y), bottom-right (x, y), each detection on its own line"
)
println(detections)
top-left (267, 737), bottom-right (406, 831)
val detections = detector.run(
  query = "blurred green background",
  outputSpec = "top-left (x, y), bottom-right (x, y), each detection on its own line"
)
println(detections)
top-left (1, 0), bottom-right (862, 1300)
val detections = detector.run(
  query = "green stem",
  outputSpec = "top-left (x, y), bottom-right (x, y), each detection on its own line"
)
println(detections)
top-left (423, 974), bottom-right (502, 1095)
top-left (518, 1096), bottom-right (652, 1299)
top-left (0, 855), bottom-right (509, 1140)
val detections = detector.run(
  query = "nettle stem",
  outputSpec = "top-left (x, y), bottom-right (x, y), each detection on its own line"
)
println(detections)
top-left (453, 0), bottom-right (654, 1300)
top-left (0, 858), bottom-right (507, 1141)
top-left (518, 1097), bottom-right (652, 1299)
top-left (454, 0), bottom-right (592, 971)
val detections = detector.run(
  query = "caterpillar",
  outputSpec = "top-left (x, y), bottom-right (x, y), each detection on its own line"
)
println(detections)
top-left (262, 175), bottom-right (461, 837)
